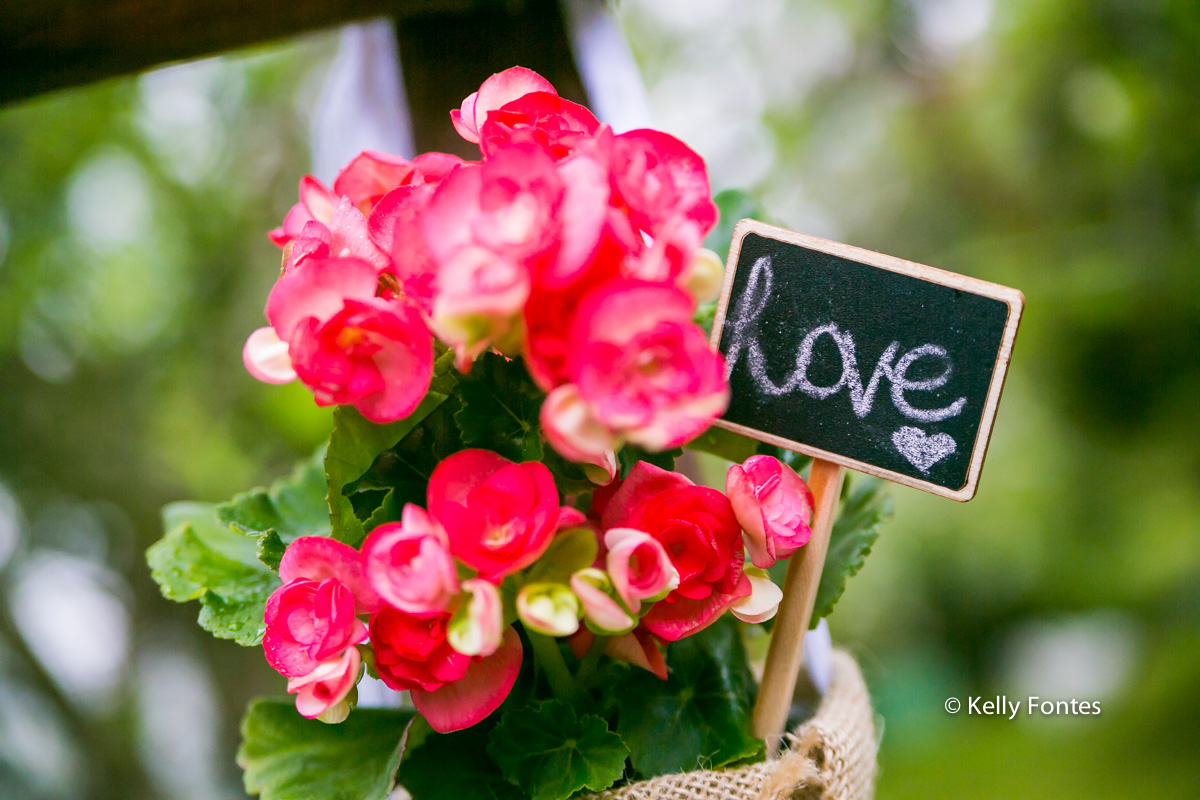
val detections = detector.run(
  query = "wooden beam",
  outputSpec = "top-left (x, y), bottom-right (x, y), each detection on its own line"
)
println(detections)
top-left (395, 0), bottom-right (588, 156)
top-left (0, 0), bottom-right (495, 106)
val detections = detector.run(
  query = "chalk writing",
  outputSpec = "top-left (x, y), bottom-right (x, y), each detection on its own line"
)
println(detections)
top-left (724, 255), bottom-right (968, 424)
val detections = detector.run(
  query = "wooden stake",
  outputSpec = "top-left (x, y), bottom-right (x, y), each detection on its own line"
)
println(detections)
top-left (751, 458), bottom-right (846, 751)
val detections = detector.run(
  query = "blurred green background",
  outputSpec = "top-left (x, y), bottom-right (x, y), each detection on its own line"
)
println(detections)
top-left (1, 0), bottom-right (1197, 798)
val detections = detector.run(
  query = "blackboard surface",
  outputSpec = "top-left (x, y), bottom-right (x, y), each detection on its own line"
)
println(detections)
top-left (711, 221), bottom-right (1023, 501)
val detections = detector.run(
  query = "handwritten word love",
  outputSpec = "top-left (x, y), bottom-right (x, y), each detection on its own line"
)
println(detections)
top-left (723, 256), bottom-right (967, 424)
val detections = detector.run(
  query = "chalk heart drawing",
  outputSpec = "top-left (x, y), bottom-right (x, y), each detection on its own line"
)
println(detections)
top-left (892, 427), bottom-right (956, 473)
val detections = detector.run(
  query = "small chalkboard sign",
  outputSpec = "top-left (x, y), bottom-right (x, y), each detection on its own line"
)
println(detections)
top-left (711, 220), bottom-right (1023, 501)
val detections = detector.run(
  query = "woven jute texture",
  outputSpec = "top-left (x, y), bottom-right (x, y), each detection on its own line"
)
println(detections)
top-left (584, 650), bottom-right (877, 800)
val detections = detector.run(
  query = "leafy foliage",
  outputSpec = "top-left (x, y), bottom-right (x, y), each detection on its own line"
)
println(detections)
top-left (238, 699), bottom-right (412, 800)
top-left (325, 351), bottom-right (457, 546)
top-left (488, 700), bottom-right (629, 800)
top-left (400, 720), bottom-right (526, 800)
top-left (454, 352), bottom-right (545, 462)
top-left (768, 475), bottom-right (892, 628)
top-left (217, 448), bottom-right (330, 568)
top-left (810, 476), bottom-right (892, 627)
top-left (147, 503), bottom-right (279, 645)
top-left (615, 617), bottom-right (762, 777)
top-left (525, 527), bottom-right (598, 585)
top-left (617, 444), bottom-right (682, 477)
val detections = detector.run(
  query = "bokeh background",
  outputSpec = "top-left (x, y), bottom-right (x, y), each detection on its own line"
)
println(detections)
top-left (1, 0), bottom-right (1198, 797)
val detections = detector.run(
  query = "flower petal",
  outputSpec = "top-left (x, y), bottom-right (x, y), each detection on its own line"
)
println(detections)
top-left (243, 326), bottom-right (297, 384)
top-left (410, 625), bottom-right (523, 733)
top-left (278, 536), bottom-right (382, 613)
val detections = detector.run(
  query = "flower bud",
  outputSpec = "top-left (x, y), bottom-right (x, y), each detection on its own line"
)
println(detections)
top-left (286, 646), bottom-right (361, 721)
top-left (680, 247), bottom-right (725, 304)
top-left (570, 568), bottom-right (635, 633)
top-left (541, 384), bottom-right (619, 484)
top-left (516, 582), bottom-right (581, 637)
top-left (447, 578), bottom-right (503, 657)
top-left (604, 528), bottom-right (679, 614)
top-left (727, 455), bottom-right (815, 569)
top-left (730, 566), bottom-right (783, 624)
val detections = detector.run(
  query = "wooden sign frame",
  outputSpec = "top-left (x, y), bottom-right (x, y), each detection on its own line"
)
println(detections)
top-left (709, 219), bottom-right (1024, 502)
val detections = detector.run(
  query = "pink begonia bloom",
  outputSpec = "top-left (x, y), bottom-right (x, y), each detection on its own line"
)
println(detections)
top-left (426, 449), bottom-right (570, 581)
top-left (243, 326), bottom-right (297, 384)
top-left (370, 607), bottom-right (469, 693)
top-left (262, 536), bottom-right (381, 678)
top-left (603, 528), bottom-right (679, 614)
top-left (564, 280), bottom-right (728, 452)
top-left (450, 67), bottom-right (556, 144)
top-left (287, 646), bottom-right (361, 720)
top-left (269, 176), bottom-right (338, 247)
top-left (570, 568), bottom-right (635, 633)
top-left (478, 92), bottom-right (601, 160)
top-left (411, 625), bottom-right (524, 733)
top-left (422, 141), bottom-right (608, 369)
top-left (595, 462), bottom-right (749, 641)
top-left (334, 150), bottom-right (419, 212)
top-left (730, 567), bottom-right (783, 625)
top-left (610, 130), bottom-right (718, 282)
top-left (540, 384), bottom-right (618, 484)
top-left (726, 455), bottom-right (815, 569)
top-left (283, 200), bottom-right (392, 277)
top-left (447, 578), bottom-right (503, 657)
top-left (361, 505), bottom-right (458, 617)
top-left (516, 582), bottom-right (581, 637)
top-left (262, 256), bottom-right (434, 423)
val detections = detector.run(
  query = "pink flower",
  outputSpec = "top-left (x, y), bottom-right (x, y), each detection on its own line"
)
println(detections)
top-left (426, 449), bottom-right (569, 581)
top-left (334, 150), bottom-right (419, 212)
top-left (726, 455), bottom-right (815, 569)
top-left (256, 256), bottom-right (433, 423)
top-left (362, 505), bottom-right (458, 617)
top-left (370, 607), bottom-right (469, 693)
top-left (559, 280), bottom-right (728, 453)
top-left (610, 130), bottom-right (717, 281)
top-left (540, 384), bottom-right (618, 484)
top-left (596, 462), bottom-right (749, 641)
top-left (287, 646), bottom-right (361, 720)
top-left (269, 176), bottom-right (337, 247)
top-left (262, 537), bottom-right (381, 678)
top-left (451, 67), bottom-right (556, 144)
top-left (410, 626), bottom-right (524, 733)
top-left (282, 199), bottom-right (391, 276)
top-left (603, 528), bottom-right (678, 614)
top-left (447, 578), bottom-right (503, 657)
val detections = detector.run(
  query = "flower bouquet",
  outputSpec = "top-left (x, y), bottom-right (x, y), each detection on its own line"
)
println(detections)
top-left (147, 67), bottom-right (888, 800)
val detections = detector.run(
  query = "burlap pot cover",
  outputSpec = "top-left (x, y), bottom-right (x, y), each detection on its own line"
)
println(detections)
top-left (584, 650), bottom-right (878, 800)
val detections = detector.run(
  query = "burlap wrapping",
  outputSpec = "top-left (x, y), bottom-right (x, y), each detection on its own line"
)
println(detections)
top-left (584, 650), bottom-right (877, 800)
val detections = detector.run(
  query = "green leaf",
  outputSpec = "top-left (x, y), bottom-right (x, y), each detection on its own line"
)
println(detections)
top-left (256, 530), bottom-right (286, 572)
top-left (616, 617), bottom-right (762, 777)
top-left (454, 351), bottom-right (545, 463)
top-left (238, 698), bottom-right (413, 800)
top-left (147, 503), bottom-right (279, 645)
top-left (617, 444), bottom-right (682, 477)
top-left (326, 351), bottom-right (456, 546)
top-left (487, 700), bottom-right (628, 800)
top-left (808, 476), bottom-right (892, 627)
top-left (217, 449), bottom-right (330, 568)
top-left (703, 188), bottom-right (781, 262)
top-left (540, 446), bottom-right (598, 499)
top-left (400, 721), bottom-right (527, 800)
top-left (524, 527), bottom-right (598, 585)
